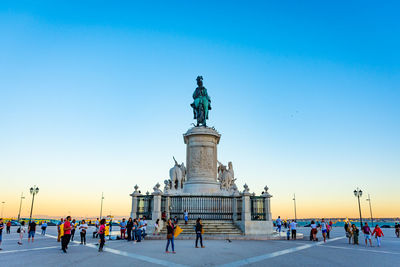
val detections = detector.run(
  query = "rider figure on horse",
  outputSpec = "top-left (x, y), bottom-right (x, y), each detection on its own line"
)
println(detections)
top-left (191, 76), bottom-right (211, 126)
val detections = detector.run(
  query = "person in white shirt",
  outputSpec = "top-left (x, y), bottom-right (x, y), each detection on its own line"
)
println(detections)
top-left (276, 216), bottom-right (282, 233)
top-left (310, 220), bottom-right (318, 241)
top-left (290, 220), bottom-right (297, 240)
top-left (18, 221), bottom-right (26, 245)
top-left (142, 216), bottom-right (148, 239)
top-left (79, 220), bottom-right (88, 245)
top-left (320, 218), bottom-right (328, 242)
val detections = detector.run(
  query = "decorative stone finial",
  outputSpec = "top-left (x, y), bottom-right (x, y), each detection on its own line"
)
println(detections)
top-left (152, 182), bottom-right (163, 195)
top-left (130, 184), bottom-right (141, 196)
top-left (242, 183), bottom-right (251, 196)
top-left (262, 185), bottom-right (273, 198)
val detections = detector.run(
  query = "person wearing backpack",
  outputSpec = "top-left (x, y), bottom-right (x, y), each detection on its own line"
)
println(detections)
top-left (41, 221), bottom-right (48, 235)
top-left (352, 224), bottom-right (359, 245)
top-left (17, 221), bottom-right (26, 245)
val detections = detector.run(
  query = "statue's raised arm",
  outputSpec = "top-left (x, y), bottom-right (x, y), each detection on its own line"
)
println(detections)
top-left (191, 76), bottom-right (212, 127)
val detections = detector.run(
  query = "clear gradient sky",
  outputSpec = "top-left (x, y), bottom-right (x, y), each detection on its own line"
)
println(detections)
top-left (0, 1), bottom-right (399, 219)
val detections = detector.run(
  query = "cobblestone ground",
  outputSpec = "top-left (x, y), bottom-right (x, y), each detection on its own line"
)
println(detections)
top-left (1, 226), bottom-right (399, 266)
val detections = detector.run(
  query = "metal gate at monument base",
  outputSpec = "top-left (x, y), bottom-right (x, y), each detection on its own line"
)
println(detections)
top-left (250, 196), bottom-right (266, 221)
top-left (167, 196), bottom-right (242, 221)
top-left (137, 195), bottom-right (153, 220)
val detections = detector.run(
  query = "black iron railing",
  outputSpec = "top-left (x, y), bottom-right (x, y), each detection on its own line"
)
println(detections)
top-left (169, 196), bottom-right (234, 220)
top-left (136, 195), bottom-right (153, 220)
top-left (236, 197), bottom-right (242, 221)
top-left (250, 196), bottom-right (266, 221)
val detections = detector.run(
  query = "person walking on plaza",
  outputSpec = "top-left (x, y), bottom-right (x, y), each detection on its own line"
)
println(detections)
top-left (28, 220), bottom-right (37, 243)
top-left (184, 210), bottom-right (189, 225)
top-left (0, 218), bottom-right (4, 250)
top-left (362, 222), bottom-right (373, 247)
top-left (395, 223), bottom-right (400, 238)
top-left (126, 217), bottom-right (133, 241)
top-left (98, 218), bottom-right (106, 252)
top-left (352, 224), bottom-right (359, 245)
top-left (95, 218), bottom-right (100, 238)
top-left (70, 219), bottom-right (77, 241)
top-left (41, 221), bottom-right (48, 235)
top-left (61, 216), bottom-right (72, 253)
top-left (372, 225), bottom-right (384, 247)
top-left (57, 218), bottom-right (64, 242)
top-left (276, 216), bottom-right (282, 233)
top-left (310, 220), bottom-right (318, 241)
top-left (195, 218), bottom-right (205, 248)
top-left (79, 220), bottom-right (88, 245)
top-left (290, 220), bottom-right (297, 240)
top-left (320, 219), bottom-right (328, 243)
top-left (165, 219), bottom-right (176, 253)
top-left (120, 218), bottom-right (127, 239)
top-left (17, 221), bottom-right (26, 245)
top-left (6, 220), bottom-right (11, 234)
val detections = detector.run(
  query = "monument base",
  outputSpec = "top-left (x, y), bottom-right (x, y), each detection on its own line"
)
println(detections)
top-left (183, 179), bottom-right (221, 194)
top-left (182, 126), bottom-right (221, 195)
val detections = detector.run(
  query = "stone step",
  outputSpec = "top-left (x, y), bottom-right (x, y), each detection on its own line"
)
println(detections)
top-left (159, 220), bottom-right (243, 235)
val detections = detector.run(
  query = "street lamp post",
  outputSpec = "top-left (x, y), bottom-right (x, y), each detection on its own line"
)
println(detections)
top-left (100, 192), bottom-right (104, 219)
top-left (353, 188), bottom-right (363, 228)
top-left (366, 194), bottom-right (374, 227)
top-left (293, 194), bottom-right (297, 221)
top-left (29, 185), bottom-right (39, 223)
top-left (17, 192), bottom-right (25, 221)
top-left (1, 201), bottom-right (5, 218)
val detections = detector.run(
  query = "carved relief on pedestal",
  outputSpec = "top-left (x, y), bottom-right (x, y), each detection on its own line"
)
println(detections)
top-left (188, 145), bottom-right (215, 179)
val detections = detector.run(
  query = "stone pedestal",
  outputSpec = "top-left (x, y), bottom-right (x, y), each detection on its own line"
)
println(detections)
top-left (183, 127), bottom-right (221, 194)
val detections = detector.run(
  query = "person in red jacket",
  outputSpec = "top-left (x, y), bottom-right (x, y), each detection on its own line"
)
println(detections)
top-left (372, 225), bottom-right (384, 247)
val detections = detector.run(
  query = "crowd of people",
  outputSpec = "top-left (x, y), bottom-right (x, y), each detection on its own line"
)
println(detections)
top-left (345, 222), bottom-right (386, 247)
top-left (275, 216), bottom-right (399, 247)
top-left (0, 215), bottom-right (398, 253)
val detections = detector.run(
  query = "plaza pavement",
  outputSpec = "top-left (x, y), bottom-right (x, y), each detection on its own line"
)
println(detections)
top-left (1, 226), bottom-right (399, 266)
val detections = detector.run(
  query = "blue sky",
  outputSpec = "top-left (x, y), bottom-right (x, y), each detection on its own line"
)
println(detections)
top-left (0, 1), bottom-right (399, 218)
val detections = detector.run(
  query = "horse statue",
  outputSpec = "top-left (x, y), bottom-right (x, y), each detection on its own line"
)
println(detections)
top-left (169, 157), bottom-right (186, 190)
